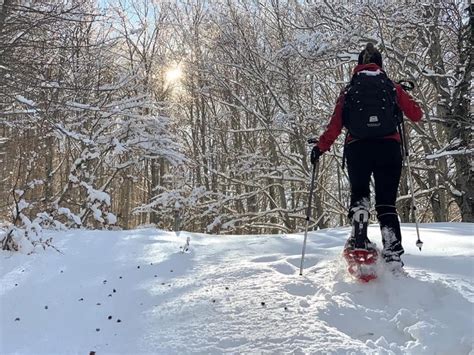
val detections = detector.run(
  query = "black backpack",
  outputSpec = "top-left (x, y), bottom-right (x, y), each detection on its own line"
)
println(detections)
top-left (342, 71), bottom-right (402, 139)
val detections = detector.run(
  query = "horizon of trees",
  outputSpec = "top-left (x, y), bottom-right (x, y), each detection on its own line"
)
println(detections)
top-left (1, 0), bottom-right (472, 250)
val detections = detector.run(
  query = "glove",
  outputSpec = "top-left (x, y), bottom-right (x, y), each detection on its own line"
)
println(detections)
top-left (310, 145), bottom-right (323, 164)
top-left (397, 80), bottom-right (415, 92)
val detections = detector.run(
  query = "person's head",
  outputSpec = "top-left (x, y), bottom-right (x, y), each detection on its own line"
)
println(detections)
top-left (358, 42), bottom-right (383, 68)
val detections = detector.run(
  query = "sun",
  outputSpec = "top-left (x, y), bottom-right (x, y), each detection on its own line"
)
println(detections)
top-left (165, 65), bottom-right (182, 83)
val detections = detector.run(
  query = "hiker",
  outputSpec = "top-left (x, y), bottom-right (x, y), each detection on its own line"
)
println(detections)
top-left (311, 43), bottom-right (423, 269)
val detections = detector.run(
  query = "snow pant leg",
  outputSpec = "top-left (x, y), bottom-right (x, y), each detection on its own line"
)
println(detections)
top-left (345, 142), bottom-right (373, 245)
top-left (376, 207), bottom-right (404, 258)
top-left (345, 142), bottom-right (372, 216)
top-left (373, 140), bottom-right (404, 257)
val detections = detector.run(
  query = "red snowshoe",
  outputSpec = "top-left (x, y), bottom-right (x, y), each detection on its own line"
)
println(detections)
top-left (343, 206), bottom-right (379, 282)
top-left (343, 246), bottom-right (378, 282)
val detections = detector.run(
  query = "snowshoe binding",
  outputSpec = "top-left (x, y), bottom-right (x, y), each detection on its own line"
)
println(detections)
top-left (343, 207), bottom-right (379, 282)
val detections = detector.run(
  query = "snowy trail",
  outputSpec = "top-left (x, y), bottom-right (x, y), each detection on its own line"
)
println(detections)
top-left (0, 223), bottom-right (473, 354)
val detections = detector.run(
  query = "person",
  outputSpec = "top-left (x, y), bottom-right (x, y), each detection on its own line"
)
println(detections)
top-left (311, 43), bottom-right (423, 270)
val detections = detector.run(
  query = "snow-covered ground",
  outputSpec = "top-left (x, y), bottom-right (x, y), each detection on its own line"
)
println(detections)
top-left (1, 223), bottom-right (473, 354)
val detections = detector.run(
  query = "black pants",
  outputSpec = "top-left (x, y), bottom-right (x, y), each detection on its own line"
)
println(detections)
top-left (346, 139), bottom-right (404, 257)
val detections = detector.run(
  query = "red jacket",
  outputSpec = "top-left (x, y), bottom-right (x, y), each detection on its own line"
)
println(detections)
top-left (317, 64), bottom-right (423, 152)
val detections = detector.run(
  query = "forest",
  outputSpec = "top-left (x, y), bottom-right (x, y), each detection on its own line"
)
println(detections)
top-left (0, 0), bottom-right (472, 250)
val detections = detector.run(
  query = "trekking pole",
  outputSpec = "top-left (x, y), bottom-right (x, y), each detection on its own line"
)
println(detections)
top-left (299, 139), bottom-right (319, 276)
top-left (400, 119), bottom-right (424, 251)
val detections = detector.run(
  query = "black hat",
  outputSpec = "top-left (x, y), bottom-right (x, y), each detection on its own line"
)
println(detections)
top-left (358, 43), bottom-right (383, 67)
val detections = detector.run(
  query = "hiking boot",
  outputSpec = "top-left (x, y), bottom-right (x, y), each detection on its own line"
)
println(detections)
top-left (345, 236), bottom-right (376, 251)
top-left (383, 253), bottom-right (406, 275)
top-left (382, 250), bottom-right (404, 265)
top-left (348, 205), bottom-right (370, 249)
top-left (386, 260), bottom-right (406, 276)
top-left (345, 237), bottom-right (356, 250)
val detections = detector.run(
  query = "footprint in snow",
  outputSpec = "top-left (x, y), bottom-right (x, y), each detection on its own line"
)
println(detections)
top-left (287, 256), bottom-right (320, 269)
top-left (250, 255), bottom-right (299, 275)
top-left (270, 262), bottom-right (296, 275)
top-left (250, 255), bottom-right (281, 263)
top-left (285, 283), bottom-right (317, 297)
top-left (299, 299), bottom-right (310, 308)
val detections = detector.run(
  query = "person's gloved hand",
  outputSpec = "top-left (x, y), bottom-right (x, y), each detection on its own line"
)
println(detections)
top-left (310, 145), bottom-right (323, 164)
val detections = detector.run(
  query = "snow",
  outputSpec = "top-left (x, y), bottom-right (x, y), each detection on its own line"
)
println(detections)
top-left (15, 95), bottom-right (36, 107)
top-left (58, 207), bottom-right (82, 226)
top-left (1, 223), bottom-right (473, 354)
top-left (426, 148), bottom-right (474, 160)
top-left (106, 213), bottom-right (117, 225)
top-left (66, 101), bottom-right (100, 111)
top-left (81, 183), bottom-right (111, 206)
top-left (358, 69), bottom-right (382, 76)
top-left (16, 199), bottom-right (29, 213)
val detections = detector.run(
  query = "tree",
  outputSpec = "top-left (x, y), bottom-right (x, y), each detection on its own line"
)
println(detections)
top-left (0, 0), bottom-right (181, 250)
